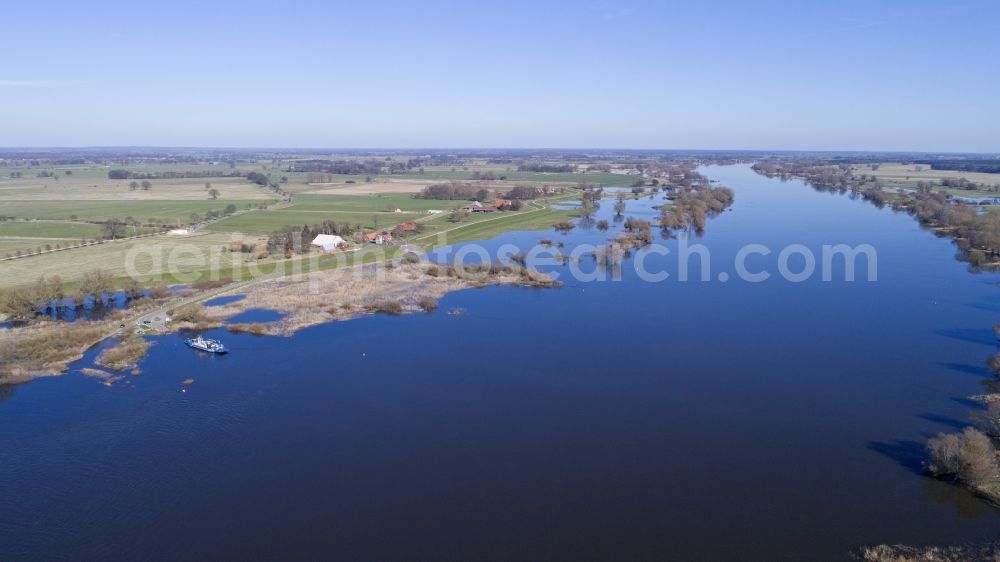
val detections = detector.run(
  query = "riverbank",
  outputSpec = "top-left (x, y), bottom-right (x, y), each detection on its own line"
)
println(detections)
top-left (861, 540), bottom-right (1000, 561)
top-left (195, 259), bottom-right (557, 337)
top-left (0, 257), bottom-right (558, 385)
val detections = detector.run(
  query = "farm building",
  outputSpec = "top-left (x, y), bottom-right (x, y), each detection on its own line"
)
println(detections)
top-left (392, 221), bottom-right (419, 236)
top-left (463, 202), bottom-right (497, 213)
top-left (310, 234), bottom-right (346, 252)
top-left (364, 231), bottom-right (393, 245)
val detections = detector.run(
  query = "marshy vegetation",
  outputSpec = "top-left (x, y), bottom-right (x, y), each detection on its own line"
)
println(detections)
top-left (170, 304), bottom-right (223, 331)
top-left (0, 324), bottom-right (109, 383)
top-left (95, 333), bottom-right (151, 371)
top-left (227, 323), bottom-right (268, 336)
top-left (366, 300), bottom-right (404, 315)
top-left (860, 541), bottom-right (1000, 562)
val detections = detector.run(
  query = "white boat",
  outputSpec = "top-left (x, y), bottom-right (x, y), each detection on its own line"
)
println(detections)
top-left (184, 336), bottom-right (228, 354)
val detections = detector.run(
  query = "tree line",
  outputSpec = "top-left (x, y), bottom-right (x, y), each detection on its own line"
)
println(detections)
top-left (108, 169), bottom-right (243, 180)
top-left (417, 182), bottom-right (491, 201)
top-left (517, 163), bottom-right (575, 173)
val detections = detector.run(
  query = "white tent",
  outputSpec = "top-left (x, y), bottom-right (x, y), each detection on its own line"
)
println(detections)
top-left (311, 234), bottom-right (345, 252)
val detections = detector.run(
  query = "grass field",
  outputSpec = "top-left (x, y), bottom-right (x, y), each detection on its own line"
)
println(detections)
top-left (205, 209), bottom-right (427, 235)
top-left (412, 207), bottom-right (578, 246)
top-left (0, 200), bottom-right (272, 222)
top-left (853, 163), bottom-right (1000, 196)
top-left (385, 170), bottom-right (636, 186)
top-left (0, 174), bottom-right (276, 201)
top-left (0, 233), bottom-right (253, 290)
top-left (289, 194), bottom-right (464, 212)
top-left (0, 221), bottom-right (106, 258)
top-left (0, 238), bottom-right (81, 257)
top-left (0, 221), bottom-right (103, 238)
top-left (204, 193), bottom-right (467, 235)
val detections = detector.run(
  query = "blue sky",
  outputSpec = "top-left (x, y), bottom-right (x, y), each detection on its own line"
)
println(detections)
top-left (1, 0), bottom-right (998, 151)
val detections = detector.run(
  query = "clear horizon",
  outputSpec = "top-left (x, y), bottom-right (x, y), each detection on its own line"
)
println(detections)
top-left (2, 0), bottom-right (998, 152)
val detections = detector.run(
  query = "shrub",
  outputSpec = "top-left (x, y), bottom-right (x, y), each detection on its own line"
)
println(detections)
top-left (418, 297), bottom-right (438, 312)
top-left (367, 301), bottom-right (403, 315)
top-left (553, 221), bottom-right (575, 231)
top-left (425, 265), bottom-right (440, 277)
top-left (402, 252), bottom-right (421, 264)
top-left (228, 323), bottom-right (267, 336)
top-left (96, 337), bottom-right (151, 371)
top-left (10, 326), bottom-right (105, 369)
top-left (989, 352), bottom-right (1000, 375)
top-left (927, 427), bottom-right (1000, 489)
top-left (171, 305), bottom-right (209, 324)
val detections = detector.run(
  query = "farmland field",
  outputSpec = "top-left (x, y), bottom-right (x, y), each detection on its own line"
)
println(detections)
top-left (307, 180), bottom-right (434, 195)
top-left (412, 206), bottom-right (578, 246)
top-left (205, 209), bottom-right (427, 235)
top-left (0, 221), bottom-right (103, 239)
top-left (0, 174), bottom-right (276, 200)
top-left (0, 200), bottom-right (271, 222)
top-left (0, 238), bottom-right (80, 257)
top-left (386, 170), bottom-right (638, 186)
top-left (0, 232), bottom-right (254, 290)
top-left (289, 194), bottom-right (465, 213)
top-left (852, 163), bottom-right (1000, 196)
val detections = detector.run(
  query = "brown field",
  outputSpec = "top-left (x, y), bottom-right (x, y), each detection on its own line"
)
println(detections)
top-left (308, 180), bottom-right (433, 195)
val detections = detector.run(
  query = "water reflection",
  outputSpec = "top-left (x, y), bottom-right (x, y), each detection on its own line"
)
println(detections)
top-left (37, 290), bottom-right (144, 322)
top-left (922, 476), bottom-right (994, 519)
top-left (204, 295), bottom-right (246, 307)
top-left (0, 385), bottom-right (15, 407)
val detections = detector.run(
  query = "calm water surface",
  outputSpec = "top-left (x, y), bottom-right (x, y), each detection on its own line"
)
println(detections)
top-left (2, 165), bottom-right (1000, 560)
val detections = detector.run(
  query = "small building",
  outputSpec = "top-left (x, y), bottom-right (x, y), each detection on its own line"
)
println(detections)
top-left (463, 201), bottom-right (497, 213)
top-left (494, 198), bottom-right (513, 209)
top-left (168, 228), bottom-right (191, 236)
top-left (311, 234), bottom-right (346, 252)
top-left (365, 231), bottom-right (393, 245)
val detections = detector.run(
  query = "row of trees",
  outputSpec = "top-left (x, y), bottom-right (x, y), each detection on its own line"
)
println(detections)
top-left (417, 182), bottom-right (490, 201)
top-left (288, 159), bottom-right (386, 176)
top-left (108, 169), bottom-right (242, 180)
top-left (0, 270), bottom-right (121, 320)
top-left (517, 163), bottom-right (575, 173)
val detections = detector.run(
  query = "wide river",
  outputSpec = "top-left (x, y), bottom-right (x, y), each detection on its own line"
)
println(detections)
top-left (2, 165), bottom-right (1000, 560)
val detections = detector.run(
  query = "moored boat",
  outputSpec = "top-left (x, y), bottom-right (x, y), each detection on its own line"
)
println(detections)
top-left (184, 336), bottom-right (228, 354)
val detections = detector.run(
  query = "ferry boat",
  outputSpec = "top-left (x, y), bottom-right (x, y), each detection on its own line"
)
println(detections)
top-left (184, 336), bottom-right (228, 354)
